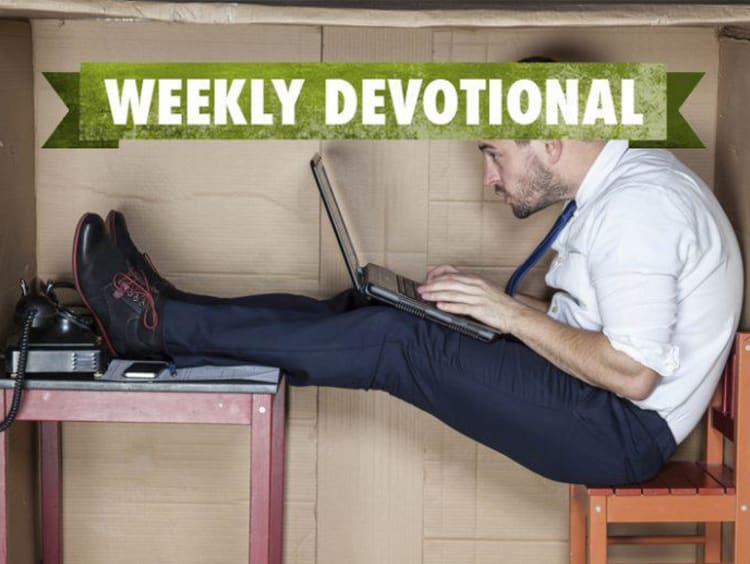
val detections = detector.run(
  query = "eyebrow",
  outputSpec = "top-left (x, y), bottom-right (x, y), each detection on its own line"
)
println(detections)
top-left (478, 143), bottom-right (494, 152)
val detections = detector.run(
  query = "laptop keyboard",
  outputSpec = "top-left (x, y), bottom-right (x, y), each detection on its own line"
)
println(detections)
top-left (397, 275), bottom-right (422, 300)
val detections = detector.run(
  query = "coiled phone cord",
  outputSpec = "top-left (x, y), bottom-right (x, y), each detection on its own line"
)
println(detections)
top-left (0, 309), bottom-right (36, 432)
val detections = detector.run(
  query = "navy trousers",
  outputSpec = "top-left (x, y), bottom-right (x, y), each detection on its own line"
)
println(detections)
top-left (162, 289), bottom-right (676, 486)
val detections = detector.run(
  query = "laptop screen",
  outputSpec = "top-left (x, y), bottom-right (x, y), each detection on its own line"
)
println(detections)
top-left (310, 154), bottom-right (362, 289)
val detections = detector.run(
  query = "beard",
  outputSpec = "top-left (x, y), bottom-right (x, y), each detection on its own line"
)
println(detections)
top-left (508, 154), bottom-right (571, 219)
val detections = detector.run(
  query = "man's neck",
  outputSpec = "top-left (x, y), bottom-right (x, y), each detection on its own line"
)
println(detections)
top-left (563, 141), bottom-right (608, 200)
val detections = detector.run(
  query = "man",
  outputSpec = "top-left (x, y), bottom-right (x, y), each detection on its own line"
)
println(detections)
top-left (72, 138), bottom-right (743, 486)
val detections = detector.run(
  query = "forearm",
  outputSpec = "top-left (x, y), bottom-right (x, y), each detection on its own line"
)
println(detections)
top-left (509, 304), bottom-right (658, 401)
top-left (513, 293), bottom-right (550, 313)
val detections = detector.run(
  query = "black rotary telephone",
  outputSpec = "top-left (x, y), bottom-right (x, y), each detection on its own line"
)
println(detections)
top-left (0, 278), bottom-right (109, 431)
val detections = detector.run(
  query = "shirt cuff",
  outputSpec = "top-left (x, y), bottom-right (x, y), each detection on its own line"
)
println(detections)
top-left (603, 330), bottom-right (680, 377)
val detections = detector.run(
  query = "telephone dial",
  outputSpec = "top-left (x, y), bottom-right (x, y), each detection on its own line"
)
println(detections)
top-left (0, 278), bottom-right (109, 431)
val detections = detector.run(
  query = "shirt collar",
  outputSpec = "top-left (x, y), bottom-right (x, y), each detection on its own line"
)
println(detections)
top-left (573, 140), bottom-right (629, 209)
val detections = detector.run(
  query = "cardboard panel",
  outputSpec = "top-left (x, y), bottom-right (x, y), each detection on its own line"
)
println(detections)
top-left (0, 20), bottom-right (35, 338)
top-left (6, 423), bottom-right (36, 564)
top-left (285, 419), bottom-right (317, 503)
top-left (33, 21), bottom-right (323, 564)
top-left (428, 201), bottom-right (560, 268)
top-left (475, 445), bottom-right (568, 540)
top-left (284, 501), bottom-right (316, 564)
top-left (423, 425), bottom-right (478, 538)
top-left (429, 141), bottom-right (485, 202)
top-left (317, 30), bottom-right (432, 564)
top-left (424, 537), bottom-right (695, 564)
top-left (716, 33), bottom-right (750, 329)
top-left (33, 20), bottom-right (323, 288)
top-left (63, 423), bottom-right (252, 564)
top-left (317, 141), bottom-right (431, 290)
top-left (283, 421), bottom-right (317, 564)
top-left (318, 389), bottom-right (427, 564)
top-left (424, 539), bottom-right (567, 564)
top-left (35, 141), bottom-right (321, 284)
top-left (320, 28), bottom-right (432, 293)
top-left (0, 20), bottom-right (36, 564)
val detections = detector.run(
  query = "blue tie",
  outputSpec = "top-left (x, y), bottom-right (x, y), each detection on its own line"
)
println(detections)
top-left (505, 200), bottom-right (577, 296)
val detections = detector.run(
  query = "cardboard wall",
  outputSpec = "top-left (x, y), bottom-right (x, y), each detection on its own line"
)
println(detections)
top-left (716, 30), bottom-right (750, 330)
top-left (27, 19), bottom-right (730, 564)
top-left (0, 21), bottom-right (35, 352)
top-left (0, 19), bottom-right (37, 564)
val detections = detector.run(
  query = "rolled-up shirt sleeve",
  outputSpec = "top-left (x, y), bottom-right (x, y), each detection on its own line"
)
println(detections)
top-left (588, 188), bottom-right (692, 377)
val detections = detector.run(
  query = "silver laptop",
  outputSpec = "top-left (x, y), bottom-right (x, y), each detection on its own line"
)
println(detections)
top-left (310, 153), bottom-right (499, 342)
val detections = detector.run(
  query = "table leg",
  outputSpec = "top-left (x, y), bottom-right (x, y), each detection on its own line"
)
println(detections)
top-left (269, 379), bottom-right (286, 564)
top-left (250, 394), bottom-right (272, 564)
top-left (40, 421), bottom-right (63, 564)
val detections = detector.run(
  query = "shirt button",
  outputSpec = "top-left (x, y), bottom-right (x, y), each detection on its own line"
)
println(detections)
top-left (550, 304), bottom-right (559, 314)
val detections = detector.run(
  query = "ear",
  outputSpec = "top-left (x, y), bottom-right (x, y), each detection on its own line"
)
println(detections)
top-left (541, 140), bottom-right (563, 165)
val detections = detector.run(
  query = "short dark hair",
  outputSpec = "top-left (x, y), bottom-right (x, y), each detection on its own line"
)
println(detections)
top-left (517, 56), bottom-right (557, 63)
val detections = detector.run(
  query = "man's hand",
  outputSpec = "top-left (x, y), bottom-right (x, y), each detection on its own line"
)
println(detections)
top-left (424, 264), bottom-right (460, 283)
top-left (418, 272), bottom-right (523, 333)
top-left (419, 268), bottom-right (660, 401)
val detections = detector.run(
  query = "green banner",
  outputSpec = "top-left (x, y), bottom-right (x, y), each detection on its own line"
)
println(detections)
top-left (42, 62), bottom-right (701, 149)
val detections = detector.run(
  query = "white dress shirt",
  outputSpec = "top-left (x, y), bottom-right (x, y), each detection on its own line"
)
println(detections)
top-left (545, 140), bottom-right (744, 444)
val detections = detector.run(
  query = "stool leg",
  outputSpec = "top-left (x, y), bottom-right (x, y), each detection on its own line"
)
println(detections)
top-left (269, 380), bottom-right (286, 564)
top-left (588, 495), bottom-right (608, 564)
top-left (736, 509), bottom-right (749, 564)
top-left (569, 485), bottom-right (586, 564)
top-left (702, 522), bottom-right (721, 563)
top-left (251, 394), bottom-right (273, 564)
top-left (0, 391), bottom-right (7, 564)
top-left (40, 422), bottom-right (63, 564)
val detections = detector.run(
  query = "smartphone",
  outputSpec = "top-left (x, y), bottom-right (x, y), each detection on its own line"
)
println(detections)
top-left (123, 361), bottom-right (167, 379)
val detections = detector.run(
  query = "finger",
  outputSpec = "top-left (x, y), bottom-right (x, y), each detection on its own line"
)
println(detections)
top-left (424, 274), bottom-right (486, 290)
top-left (426, 264), bottom-right (459, 282)
top-left (419, 279), bottom-right (485, 295)
top-left (436, 301), bottom-right (475, 316)
top-left (442, 274), bottom-right (487, 288)
top-left (420, 290), bottom-right (482, 304)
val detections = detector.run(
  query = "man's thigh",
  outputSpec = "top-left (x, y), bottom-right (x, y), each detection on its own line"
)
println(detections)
top-left (371, 310), bottom-right (660, 485)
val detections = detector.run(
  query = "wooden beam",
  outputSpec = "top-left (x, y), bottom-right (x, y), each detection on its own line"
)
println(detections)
top-left (607, 494), bottom-right (735, 523)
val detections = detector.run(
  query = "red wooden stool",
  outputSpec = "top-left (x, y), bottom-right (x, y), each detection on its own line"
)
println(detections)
top-left (569, 332), bottom-right (750, 564)
top-left (0, 373), bottom-right (286, 564)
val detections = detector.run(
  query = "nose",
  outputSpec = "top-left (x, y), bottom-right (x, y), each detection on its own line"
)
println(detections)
top-left (483, 159), bottom-right (500, 188)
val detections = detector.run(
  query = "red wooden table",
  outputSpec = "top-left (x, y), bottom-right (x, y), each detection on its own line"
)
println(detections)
top-left (0, 374), bottom-right (286, 564)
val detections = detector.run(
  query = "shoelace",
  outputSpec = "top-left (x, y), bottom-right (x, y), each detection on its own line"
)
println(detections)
top-left (112, 268), bottom-right (159, 330)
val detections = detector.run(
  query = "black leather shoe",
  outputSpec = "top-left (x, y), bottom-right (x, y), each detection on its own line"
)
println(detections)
top-left (73, 212), bottom-right (166, 360)
top-left (105, 210), bottom-right (178, 297)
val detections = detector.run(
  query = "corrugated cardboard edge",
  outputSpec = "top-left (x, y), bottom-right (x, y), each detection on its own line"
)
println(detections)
top-left (3, 1), bottom-right (750, 27)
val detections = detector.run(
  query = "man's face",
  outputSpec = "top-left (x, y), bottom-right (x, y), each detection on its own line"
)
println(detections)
top-left (479, 140), bottom-right (570, 219)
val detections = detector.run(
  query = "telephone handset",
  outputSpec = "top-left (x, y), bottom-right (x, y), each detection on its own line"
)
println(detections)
top-left (14, 278), bottom-right (92, 333)
top-left (1, 278), bottom-right (108, 431)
